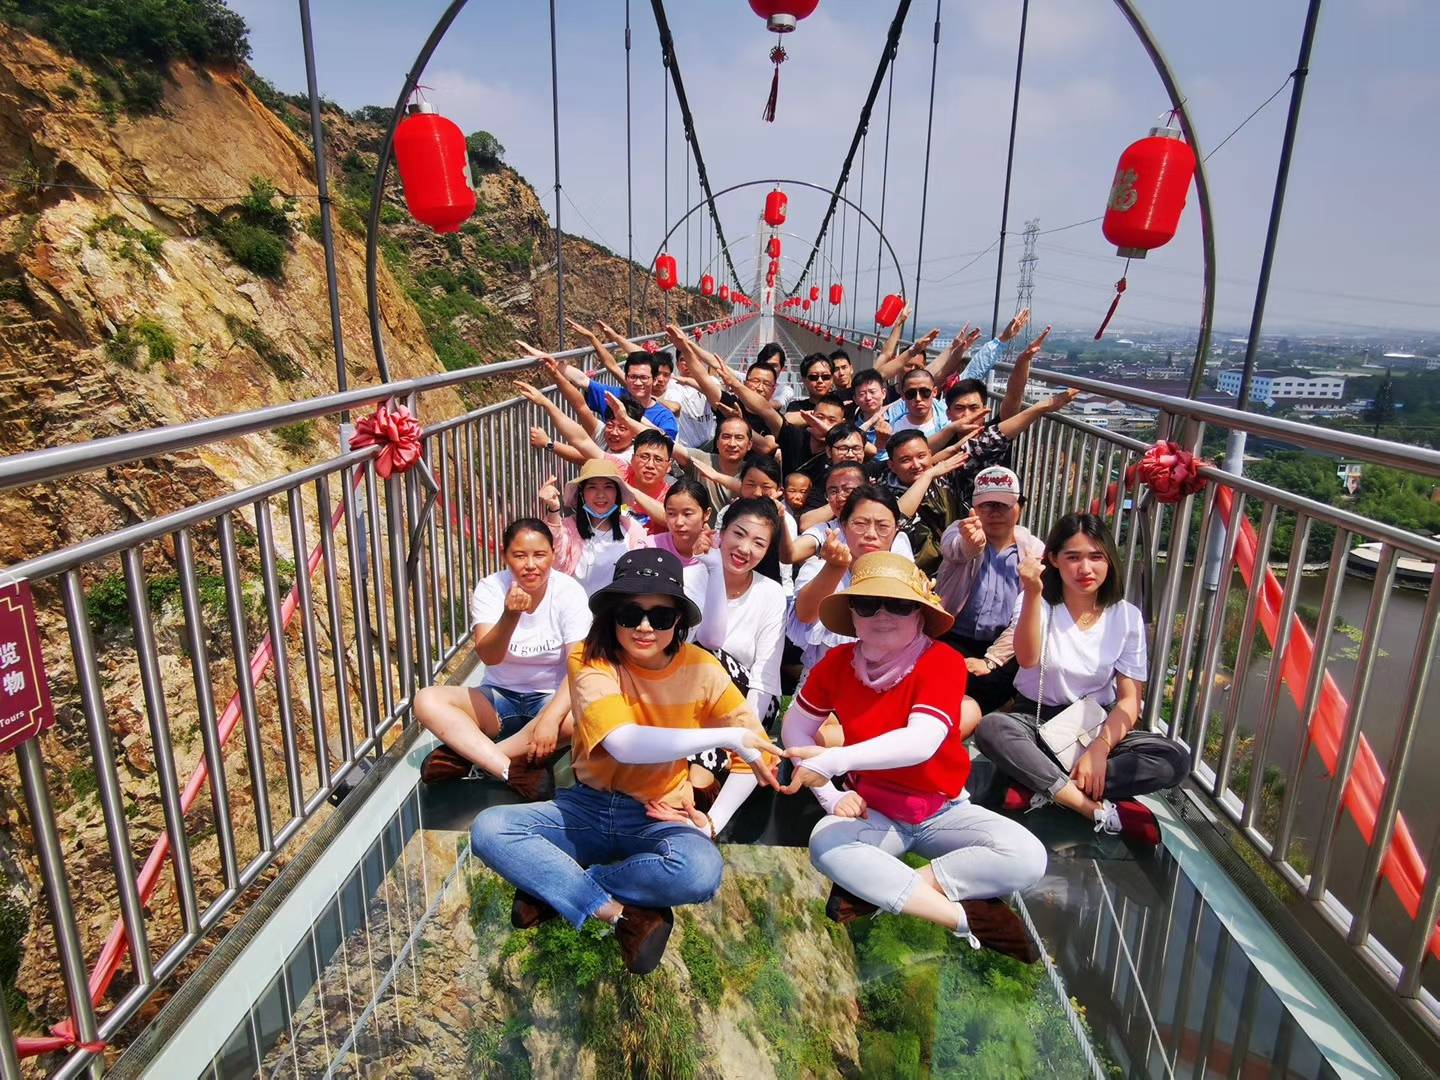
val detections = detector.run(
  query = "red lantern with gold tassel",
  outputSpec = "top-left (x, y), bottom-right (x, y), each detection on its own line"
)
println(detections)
top-left (655, 253), bottom-right (678, 292)
top-left (394, 101), bottom-right (476, 233)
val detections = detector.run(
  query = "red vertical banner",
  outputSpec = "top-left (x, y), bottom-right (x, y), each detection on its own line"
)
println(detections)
top-left (0, 581), bottom-right (55, 752)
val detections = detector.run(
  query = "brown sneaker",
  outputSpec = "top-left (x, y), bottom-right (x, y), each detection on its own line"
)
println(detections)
top-left (511, 890), bottom-right (560, 930)
top-left (825, 883), bottom-right (879, 925)
top-left (421, 744), bottom-right (479, 784)
top-left (614, 905), bottom-right (674, 975)
top-left (506, 760), bottom-right (555, 801)
top-left (960, 899), bottom-right (1039, 964)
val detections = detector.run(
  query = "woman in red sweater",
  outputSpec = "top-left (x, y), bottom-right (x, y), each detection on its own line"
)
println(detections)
top-left (781, 551), bottom-right (1046, 960)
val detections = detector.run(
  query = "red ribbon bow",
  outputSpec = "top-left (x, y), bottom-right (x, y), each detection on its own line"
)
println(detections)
top-left (642, 338), bottom-right (660, 353)
top-left (1135, 440), bottom-right (1205, 503)
top-left (350, 402), bottom-right (424, 479)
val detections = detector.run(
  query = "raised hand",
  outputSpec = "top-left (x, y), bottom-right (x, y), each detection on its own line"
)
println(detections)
top-left (713, 398), bottom-right (742, 420)
top-left (565, 317), bottom-right (597, 340)
top-left (928, 451), bottom-right (971, 480)
top-left (820, 530), bottom-right (852, 571)
top-left (912, 328), bottom-right (940, 353)
top-left (513, 379), bottom-right (545, 405)
top-left (538, 474), bottom-right (562, 513)
top-left (958, 508), bottom-right (987, 556)
top-left (1043, 387), bottom-right (1081, 411)
top-left (692, 526), bottom-right (720, 560)
top-left (529, 426), bottom-right (551, 450)
top-left (801, 409), bottom-right (839, 439)
top-left (505, 582), bottom-right (536, 613)
top-left (1000, 308), bottom-right (1031, 344)
top-left (514, 339), bottom-right (549, 360)
top-left (1019, 554), bottom-right (1045, 595)
top-left (832, 791), bottom-right (867, 819)
top-left (1018, 325), bottom-right (1051, 362)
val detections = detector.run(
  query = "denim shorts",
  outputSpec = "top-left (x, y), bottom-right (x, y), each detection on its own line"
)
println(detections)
top-left (475, 684), bottom-right (554, 739)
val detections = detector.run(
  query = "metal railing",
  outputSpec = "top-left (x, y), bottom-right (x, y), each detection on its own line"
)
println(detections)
top-left (785, 316), bottom-right (1440, 1039)
top-left (0, 315), bottom-right (756, 1077)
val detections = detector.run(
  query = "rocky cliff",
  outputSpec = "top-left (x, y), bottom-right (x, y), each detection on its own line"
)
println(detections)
top-left (0, 17), bottom-right (722, 1066)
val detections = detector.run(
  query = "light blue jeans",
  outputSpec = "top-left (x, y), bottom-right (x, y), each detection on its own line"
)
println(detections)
top-left (470, 783), bottom-right (725, 927)
top-left (808, 796), bottom-right (1047, 914)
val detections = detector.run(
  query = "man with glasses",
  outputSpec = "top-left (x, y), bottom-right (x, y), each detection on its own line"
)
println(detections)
top-left (785, 354), bottom-right (835, 414)
top-left (936, 467), bottom-right (1044, 713)
top-left (562, 321), bottom-right (680, 441)
top-left (790, 462), bottom-right (914, 566)
top-left (882, 368), bottom-right (947, 443)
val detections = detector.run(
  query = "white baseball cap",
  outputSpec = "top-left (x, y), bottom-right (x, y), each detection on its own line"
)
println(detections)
top-left (972, 466), bottom-right (1021, 507)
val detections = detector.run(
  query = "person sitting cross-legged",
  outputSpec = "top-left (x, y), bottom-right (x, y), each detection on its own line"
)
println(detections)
top-left (470, 549), bottom-right (782, 975)
top-left (781, 552), bottom-right (1047, 962)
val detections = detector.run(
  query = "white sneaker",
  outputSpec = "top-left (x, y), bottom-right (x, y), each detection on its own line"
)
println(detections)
top-left (1093, 800), bottom-right (1122, 835)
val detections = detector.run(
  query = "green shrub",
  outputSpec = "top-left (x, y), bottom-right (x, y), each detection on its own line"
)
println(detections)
top-left (133, 316), bottom-right (175, 362)
top-left (677, 920), bottom-right (722, 1008)
top-left (0, 890), bottom-right (32, 1026)
top-left (86, 213), bottom-right (165, 263)
top-left (275, 420), bottom-right (317, 455)
top-left (224, 315), bottom-right (304, 381)
top-left (104, 316), bottom-right (174, 369)
top-left (466, 130), bottom-right (505, 172)
top-left (237, 177), bottom-right (294, 235)
top-left (214, 219), bottom-right (285, 277)
top-left (0, 0), bottom-right (251, 67)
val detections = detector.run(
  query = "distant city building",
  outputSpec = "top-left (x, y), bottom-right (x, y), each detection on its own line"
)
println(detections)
top-left (1215, 368), bottom-right (1345, 405)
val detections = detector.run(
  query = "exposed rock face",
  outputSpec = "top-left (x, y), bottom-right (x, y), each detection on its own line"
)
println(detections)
top-left (0, 23), bottom-right (724, 1067)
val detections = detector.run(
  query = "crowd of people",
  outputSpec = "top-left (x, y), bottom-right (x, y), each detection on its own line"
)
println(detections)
top-left (415, 307), bottom-right (1188, 976)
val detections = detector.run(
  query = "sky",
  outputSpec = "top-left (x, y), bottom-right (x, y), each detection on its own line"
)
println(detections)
top-left (228, 0), bottom-right (1440, 343)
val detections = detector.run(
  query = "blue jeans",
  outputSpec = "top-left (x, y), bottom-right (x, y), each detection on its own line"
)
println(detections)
top-left (475, 684), bottom-right (553, 740)
top-left (470, 783), bottom-right (725, 927)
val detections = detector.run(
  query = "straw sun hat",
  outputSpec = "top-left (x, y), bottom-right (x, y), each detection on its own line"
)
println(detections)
top-left (562, 458), bottom-right (635, 506)
top-left (818, 551), bottom-right (955, 639)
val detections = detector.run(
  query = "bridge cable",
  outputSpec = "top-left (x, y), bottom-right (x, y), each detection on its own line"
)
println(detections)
top-left (911, 0), bottom-right (942, 328)
top-left (990, 0), bottom-right (1030, 337)
top-left (663, 49), bottom-right (670, 321)
top-left (794, 0), bottom-right (914, 292)
top-left (625, 0), bottom-right (635, 333)
top-left (873, 61), bottom-right (896, 313)
top-left (650, 0), bottom-right (743, 291)
top-left (548, 0), bottom-right (565, 348)
top-left (851, 132), bottom-right (866, 327)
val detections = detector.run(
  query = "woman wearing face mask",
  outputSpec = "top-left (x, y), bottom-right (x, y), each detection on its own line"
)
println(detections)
top-left (416, 518), bottom-right (590, 792)
top-left (651, 479), bottom-right (729, 652)
top-left (788, 485), bottom-right (903, 678)
top-left (782, 552), bottom-right (1046, 959)
top-left (975, 514), bottom-right (1186, 843)
top-left (470, 550), bottom-right (782, 975)
top-left (539, 460), bottom-right (651, 595)
top-left (734, 453), bottom-right (797, 597)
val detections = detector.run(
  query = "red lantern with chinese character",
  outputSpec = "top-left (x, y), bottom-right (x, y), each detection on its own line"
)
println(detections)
top-left (767, 236), bottom-right (782, 259)
top-left (808, 285), bottom-right (820, 302)
top-left (719, 284), bottom-right (730, 302)
top-left (875, 293), bottom-right (903, 327)
top-left (764, 189), bottom-right (788, 227)
top-left (1102, 126), bottom-right (1196, 257)
top-left (655, 253), bottom-right (678, 292)
top-left (700, 273), bottom-right (716, 297)
top-left (394, 102), bottom-right (476, 233)
top-left (828, 283), bottom-right (843, 305)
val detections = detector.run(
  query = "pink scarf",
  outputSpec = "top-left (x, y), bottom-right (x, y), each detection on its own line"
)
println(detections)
top-left (851, 623), bottom-right (931, 692)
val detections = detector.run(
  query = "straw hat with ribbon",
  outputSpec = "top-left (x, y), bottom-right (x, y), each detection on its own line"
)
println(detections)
top-left (819, 551), bottom-right (954, 639)
top-left (563, 457), bottom-right (635, 507)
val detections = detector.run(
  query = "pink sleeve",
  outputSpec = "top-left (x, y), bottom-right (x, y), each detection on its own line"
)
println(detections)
top-left (550, 517), bottom-right (581, 574)
top-left (626, 518), bottom-right (653, 550)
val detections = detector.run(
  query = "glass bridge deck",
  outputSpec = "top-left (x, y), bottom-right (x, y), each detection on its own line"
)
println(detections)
top-left (120, 734), bottom-right (1391, 1080)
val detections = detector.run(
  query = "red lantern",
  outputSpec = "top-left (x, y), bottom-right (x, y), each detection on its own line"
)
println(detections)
top-left (767, 236), bottom-right (782, 259)
top-left (700, 273), bottom-right (716, 297)
top-left (768, 258), bottom-right (780, 276)
top-left (719, 284), bottom-right (730, 302)
top-left (875, 293), bottom-right (904, 327)
top-left (828, 283), bottom-right (843, 305)
top-left (808, 285), bottom-right (820, 302)
top-left (764, 189), bottom-right (788, 227)
top-left (393, 102), bottom-right (476, 233)
top-left (802, 299), bottom-right (811, 311)
top-left (749, 0), bottom-right (819, 32)
top-left (655, 253), bottom-right (678, 292)
top-left (1102, 126), bottom-right (1196, 257)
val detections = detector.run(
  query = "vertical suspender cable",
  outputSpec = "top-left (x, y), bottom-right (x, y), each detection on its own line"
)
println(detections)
top-left (912, 0), bottom-right (942, 329)
top-left (685, 139), bottom-right (691, 285)
top-left (663, 53), bottom-right (670, 321)
top-left (625, 0), bottom-right (635, 334)
top-left (874, 62), bottom-right (895, 314)
top-left (852, 133), bottom-right (866, 328)
top-left (548, 0), bottom-right (565, 348)
top-left (298, 0), bottom-right (348, 405)
top-left (837, 176), bottom-right (848, 330)
top-left (990, 0), bottom-right (1030, 337)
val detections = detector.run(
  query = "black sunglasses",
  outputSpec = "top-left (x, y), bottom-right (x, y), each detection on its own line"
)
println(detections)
top-left (903, 386), bottom-right (934, 401)
top-left (849, 596), bottom-right (921, 618)
top-left (614, 602), bottom-right (681, 631)
top-left (805, 371), bottom-right (831, 381)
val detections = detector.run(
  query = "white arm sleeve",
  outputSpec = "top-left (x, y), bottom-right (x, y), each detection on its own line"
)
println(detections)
top-left (694, 551), bottom-right (728, 651)
top-left (601, 723), bottom-right (755, 765)
top-left (780, 699), bottom-right (845, 812)
top-left (796, 712), bottom-right (949, 779)
top-left (705, 770), bottom-right (759, 835)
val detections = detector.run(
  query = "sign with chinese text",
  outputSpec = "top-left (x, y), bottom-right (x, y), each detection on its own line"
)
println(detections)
top-left (0, 582), bottom-right (55, 753)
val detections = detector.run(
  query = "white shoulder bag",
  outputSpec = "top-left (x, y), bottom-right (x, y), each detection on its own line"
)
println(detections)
top-left (1034, 606), bottom-right (1109, 770)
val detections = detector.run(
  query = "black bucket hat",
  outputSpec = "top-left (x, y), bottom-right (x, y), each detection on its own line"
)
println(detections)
top-left (589, 548), bottom-right (702, 625)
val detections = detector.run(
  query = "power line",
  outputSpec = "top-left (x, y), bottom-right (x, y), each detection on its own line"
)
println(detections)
top-left (1204, 74), bottom-right (1294, 162)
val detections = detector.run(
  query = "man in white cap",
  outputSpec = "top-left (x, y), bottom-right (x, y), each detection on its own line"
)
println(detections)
top-left (936, 466), bottom-right (1045, 713)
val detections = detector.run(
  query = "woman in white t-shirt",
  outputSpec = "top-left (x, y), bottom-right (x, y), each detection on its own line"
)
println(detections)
top-left (973, 514), bottom-right (1187, 843)
top-left (539, 458), bottom-right (651, 595)
top-left (415, 518), bottom-right (591, 792)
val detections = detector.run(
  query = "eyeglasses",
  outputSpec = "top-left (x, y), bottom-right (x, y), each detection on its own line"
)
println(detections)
top-left (849, 597), bottom-right (921, 618)
top-left (614, 602), bottom-right (681, 631)
top-left (903, 386), bottom-right (934, 401)
top-left (805, 371), bottom-right (831, 381)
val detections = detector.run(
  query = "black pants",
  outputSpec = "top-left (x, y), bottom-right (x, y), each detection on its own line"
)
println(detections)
top-left (943, 632), bottom-right (1020, 715)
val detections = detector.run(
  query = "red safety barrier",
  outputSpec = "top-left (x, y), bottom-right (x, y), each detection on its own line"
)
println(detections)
top-left (1216, 487), bottom-right (1438, 961)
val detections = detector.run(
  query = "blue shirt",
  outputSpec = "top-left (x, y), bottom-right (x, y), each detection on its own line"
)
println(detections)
top-left (583, 381), bottom-right (679, 441)
top-left (954, 542), bottom-right (1022, 642)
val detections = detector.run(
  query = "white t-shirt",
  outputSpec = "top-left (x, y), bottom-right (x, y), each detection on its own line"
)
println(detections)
top-left (1011, 598), bottom-right (1148, 707)
top-left (663, 382), bottom-right (713, 449)
top-left (469, 570), bottom-right (592, 693)
top-left (724, 573), bottom-right (787, 698)
top-left (883, 397), bottom-right (947, 440)
top-left (780, 509), bottom-right (798, 597)
top-left (570, 529), bottom-right (630, 596)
